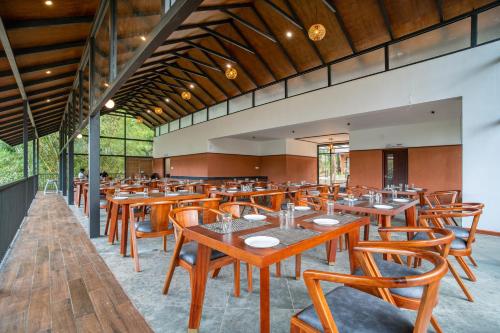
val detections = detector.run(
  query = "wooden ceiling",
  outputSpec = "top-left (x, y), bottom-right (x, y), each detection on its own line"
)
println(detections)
top-left (0, 0), bottom-right (496, 145)
top-left (0, 0), bottom-right (98, 146)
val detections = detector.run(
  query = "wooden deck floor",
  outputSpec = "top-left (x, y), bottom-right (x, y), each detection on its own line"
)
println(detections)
top-left (0, 193), bottom-right (152, 333)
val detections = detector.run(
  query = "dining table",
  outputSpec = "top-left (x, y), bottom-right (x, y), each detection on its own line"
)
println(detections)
top-left (183, 211), bottom-right (370, 333)
top-left (212, 188), bottom-right (277, 201)
top-left (106, 191), bottom-right (206, 256)
top-left (376, 187), bottom-right (427, 206)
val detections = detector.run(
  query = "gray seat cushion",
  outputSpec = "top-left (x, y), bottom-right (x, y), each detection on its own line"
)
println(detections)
top-left (413, 232), bottom-right (467, 249)
top-left (297, 286), bottom-right (413, 333)
top-left (135, 221), bottom-right (153, 233)
top-left (445, 225), bottom-right (470, 239)
top-left (354, 254), bottom-right (423, 298)
top-left (179, 242), bottom-right (226, 265)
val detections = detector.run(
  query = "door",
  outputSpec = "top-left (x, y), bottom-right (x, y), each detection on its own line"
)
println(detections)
top-left (383, 149), bottom-right (408, 188)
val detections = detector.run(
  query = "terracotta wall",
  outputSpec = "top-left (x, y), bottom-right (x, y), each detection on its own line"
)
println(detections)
top-left (169, 153), bottom-right (317, 182)
top-left (152, 158), bottom-right (164, 176)
top-left (349, 150), bottom-right (383, 188)
top-left (126, 157), bottom-right (153, 178)
top-left (408, 145), bottom-right (462, 193)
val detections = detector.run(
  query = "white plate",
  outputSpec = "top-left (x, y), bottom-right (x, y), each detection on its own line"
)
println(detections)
top-left (295, 206), bottom-right (311, 211)
top-left (345, 198), bottom-right (358, 201)
top-left (178, 189), bottom-right (189, 193)
top-left (229, 187), bottom-right (238, 190)
top-left (412, 187), bottom-right (423, 191)
top-left (113, 196), bottom-right (128, 200)
top-left (393, 198), bottom-right (409, 203)
top-left (255, 187), bottom-right (264, 189)
top-left (406, 189), bottom-right (417, 192)
top-left (135, 192), bottom-right (145, 195)
top-left (313, 218), bottom-right (339, 226)
top-left (243, 214), bottom-right (267, 221)
top-left (227, 190), bottom-right (237, 193)
top-left (244, 236), bottom-right (280, 248)
top-left (374, 204), bottom-right (393, 210)
top-left (165, 193), bottom-right (180, 196)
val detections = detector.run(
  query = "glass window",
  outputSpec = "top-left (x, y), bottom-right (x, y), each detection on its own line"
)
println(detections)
top-left (170, 119), bottom-right (180, 131)
top-left (255, 82), bottom-right (285, 106)
top-left (100, 114), bottom-right (124, 138)
top-left (193, 109), bottom-right (207, 124)
top-left (180, 114), bottom-right (192, 128)
top-left (331, 49), bottom-right (384, 85)
top-left (208, 102), bottom-right (227, 120)
top-left (288, 68), bottom-right (328, 96)
top-left (116, 0), bottom-right (161, 73)
top-left (74, 155), bottom-right (88, 176)
top-left (126, 141), bottom-right (153, 157)
top-left (100, 156), bottom-right (125, 178)
top-left (477, 6), bottom-right (500, 45)
top-left (389, 19), bottom-right (471, 69)
top-left (93, 8), bottom-right (110, 104)
top-left (160, 124), bottom-right (169, 135)
top-left (127, 117), bottom-right (153, 139)
top-left (100, 138), bottom-right (124, 155)
top-left (74, 135), bottom-right (88, 154)
top-left (229, 93), bottom-right (252, 113)
top-left (317, 144), bottom-right (350, 186)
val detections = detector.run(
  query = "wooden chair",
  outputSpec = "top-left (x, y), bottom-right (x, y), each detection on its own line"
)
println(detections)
top-left (290, 246), bottom-right (448, 333)
top-left (424, 190), bottom-right (459, 208)
top-left (178, 198), bottom-right (222, 225)
top-left (250, 191), bottom-right (286, 211)
top-left (353, 227), bottom-right (454, 333)
top-left (162, 206), bottom-right (244, 297)
top-left (128, 201), bottom-right (175, 272)
top-left (417, 206), bottom-right (483, 302)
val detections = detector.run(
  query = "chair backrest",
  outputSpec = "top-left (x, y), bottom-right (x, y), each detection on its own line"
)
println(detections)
top-left (346, 185), bottom-right (372, 198)
top-left (219, 201), bottom-right (273, 218)
top-left (129, 201), bottom-right (174, 233)
top-left (178, 198), bottom-right (221, 224)
top-left (169, 206), bottom-right (223, 240)
top-left (424, 190), bottom-right (459, 208)
top-left (302, 247), bottom-right (448, 333)
top-left (250, 192), bottom-right (285, 211)
top-left (420, 207), bottom-right (483, 249)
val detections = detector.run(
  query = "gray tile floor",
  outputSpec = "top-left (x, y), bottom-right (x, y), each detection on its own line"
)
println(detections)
top-left (71, 205), bottom-right (500, 333)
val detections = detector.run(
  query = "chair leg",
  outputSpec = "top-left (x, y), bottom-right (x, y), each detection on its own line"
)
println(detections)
top-left (295, 254), bottom-right (301, 280)
top-left (468, 255), bottom-right (478, 267)
top-left (447, 259), bottom-right (474, 302)
top-left (456, 256), bottom-right (477, 282)
top-left (246, 263), bottom-right (253, 293)
top-left (162, 240), bottom-right (183, 295)
top-left (163, 235), bottom-right (167, 252)
top-left (290, 320), bottom-right (301, 333)
top-left (363, 224), bottom-right (370, 241)
top-left (233, 261), bottom-right (240, 297)
top-left (211, 268), bottom-right (222, 279)
top-left (338, 236), bottom-right (344, 252)
top-left (430, 315), bottom-right (443, 333)
top-left (275, 262), bottom-right (281, 277)
top-left (129, 225), bottom-right (140, 272)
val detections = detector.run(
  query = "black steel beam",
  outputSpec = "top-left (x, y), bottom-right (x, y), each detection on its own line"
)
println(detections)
top-left (435, 0), bottom-right (444, 23)
top-left (222, 10), bottom-right (277, 43)
top-left (172, 52), bottom-right (222, 72)
top-left (0, 71), bottom-right (74, 91)
top-left (4, 16), bottom-right (94, 29)
top-left (0, 40), bottom-right (86, 57)
top-left (262, 0), bottom-right (304, 30)
top-left (185, 41), bottom-right (236, 63)
top-left (377, 0), bottom-right (394, 40)
top-left (320, 0), bottom-right (356, 53)
top-left (201, 27), bottom-right (255, 54)
top-left (196, 3), bottom-right (253, 11)
top-left (0, 57), bottom-right (80, 78)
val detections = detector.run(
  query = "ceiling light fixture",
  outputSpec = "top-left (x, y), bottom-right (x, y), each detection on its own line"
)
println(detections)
top-left (165, 98), bottom-right (170, 102)
top-left (154, 107), bottom-right (163, 115)
top-left (225, 64), bottom-right (237, 80)
top-left (105, 99), bottom-right (115, 109)
top-left (136, 116), bottom-right (143, 123)
top-left (77, 133), bottom-right (83, 139)
top-left (189, 84), bottom-right (195, 89)
top-left (147, 109), bottom-right (151, 113)
top-left (104, 82), bottom-right (109, 87)
top-left (140, 35), bottom-right (146, 41)
top-left (45, 70), bottom-right (51, 74)
top-left (285, 31), bottom-right (293, 38)
top-left (44, 0), bottom-right (53, 6)
top-left (308, 3), bottom-right (326, 42)
top-left (46, 98), bottom-right (51, 102)
top-left (181, 91), bottom-right (191, 100)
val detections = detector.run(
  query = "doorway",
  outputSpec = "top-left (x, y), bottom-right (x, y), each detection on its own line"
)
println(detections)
top-left (383, 149), bottom-right (408, 188)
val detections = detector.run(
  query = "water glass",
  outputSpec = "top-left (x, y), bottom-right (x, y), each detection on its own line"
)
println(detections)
top-left (222, 213), bottom-right (232, 232)
top-left (327, 200), bottom-right (335, 216)
top-left (279, 210), bottom-right (287, 229)
top-left (143, 188), bottom-right (149, 198)
top-left (375, 193), bottom-right (382, 203)
top-left (287, 202), bottom-right (295, 218)
top-left (114, 187), bottom-right (120, 197)
top-left (392, 190), bottom-right (397, 200)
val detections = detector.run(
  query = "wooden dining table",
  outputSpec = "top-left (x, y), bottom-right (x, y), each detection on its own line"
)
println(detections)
top-left (212, 188), bottom-right (277, 201)
top-left (376, 188), bottom-right (427, 206)
top-left (183, 211), bottom-right (369, 333)
top-left (106, 191), bottom-right (206, 256)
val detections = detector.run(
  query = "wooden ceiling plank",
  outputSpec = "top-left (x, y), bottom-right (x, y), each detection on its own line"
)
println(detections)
top-left (185, 40), bottom-right (237, 63)
top-left (172, 52), bottom-right (222, 72)
top-left (435, 0), bottom-right (444, 22)
top-left (0, 71), bottom-right (74, 91)
top-left (196, 3), bottom-right (253, 12)
top-left (377, 0), bottom-right (395, 40)
top-left (4, 16), bottom-right (94, 29)
top-left (0, 40), bottom-right (85, 57)
top-left (163, 67), bottom-right (214, 105)
top-left (190, 51), bottom-right (241, 95)
top-left (222, 10), bottom-right (277, 43)
top-left (320, 0), bottom-right (357, 53)
top-left (163, 62), bottom-right (209, 78)
top-left (0, 57), bottom-right (81, 78)
top-left (149, 82), bottom-right (190, 116)
top-left (262, 0), bottom-right (304, 31)
top-left (201, 27), bottom-right (255, 55)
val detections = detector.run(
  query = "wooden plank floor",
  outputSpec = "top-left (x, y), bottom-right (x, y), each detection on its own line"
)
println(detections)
top-left (0, 193), bottom-right (153, 333)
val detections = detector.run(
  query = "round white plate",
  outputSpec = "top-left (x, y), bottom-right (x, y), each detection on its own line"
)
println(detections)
top-left (178, 189), bottom-right (189, 193)
top-left (229, 187), bottom-right (238, 190)
top-left (243, 214), bottom-right (267, 221)
top-left (256, 188), bottom-right (266, 191)
top-left (166, 193), bottom-right (180, 196)
top-left (345, 198), bottom-right (358, 201)
top-left (227, 190), bottom-right (237, 193)
top-left (295, 206), bottom-right (311, 211)
top-left (244, 236), bottom-right (279, 248)
top-left (313, 218), bottom-right (339, 226)
top-left (413, 187), bottom-right (423, 191)
top-left (113, 196), bottom-right (128, 200)
top-left (255, 187), bottom-right (263, 189)
top-left (406, 189), bottom-right (417, 192)
top-left (393, 198), bottom-right (409, 203)
top-left (374, 204), bottom-right (393, 210)
top-left (135, 192), bottom-right (145, 195)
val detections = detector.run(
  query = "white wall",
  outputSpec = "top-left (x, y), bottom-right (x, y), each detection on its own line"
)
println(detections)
top-left (208, 138), bottom-right (262, 156)
top-left (286, 139), bottom-right (317, 157)
top-left (154, 42), bottom-right (500, 231)
top-left (350, 118), bottom-right (462, 150)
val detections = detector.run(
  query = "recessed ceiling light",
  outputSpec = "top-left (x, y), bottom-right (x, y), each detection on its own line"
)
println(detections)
top-left (105, 99), bottom-right (115, 109)
top-left (77, 133), bottom-right (83, 139)
top-left (46, 98), bottom-right (51, 102)
top-left (226, 64), bottom-right (232, 68)
top-left (165, 98), bottom-right (170, 102)
top-left (45, 0), bottom-right (53, 6)
top-left (140, 35), bottom-right (146, 41)
top-left (104, 82), bottom-right (109, 87)
top-left (147, 109), bottom-right (151, 113)
top-left (285, 31), bottom-right (293, 38)
top-left (45, 70), bottom-right (51, 74)
top-left (189, 84), bottom-right (194, 89)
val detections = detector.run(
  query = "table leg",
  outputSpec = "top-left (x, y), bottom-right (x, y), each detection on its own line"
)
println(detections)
top-left (107, 202), bottom-right (117, 242)
top-left (120, 204), bottom-right (129, 256)
top-left (405, 205), bottom-right (417, 240)
top-left (325, 238), bottom-right (338, 265)
top-left (188, 243), bottom-right (211, 332)
top-left (347, 227), bottom-right (361, 273)
top-left (76, 185), bottom-right (81, 207)
top-left (260, 266), bottom-right (270, 333)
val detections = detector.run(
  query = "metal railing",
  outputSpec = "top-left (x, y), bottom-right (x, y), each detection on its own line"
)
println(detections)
top-left (38, 173), bottom-right (59, 190)
top-left (0, 175), bottom-right (38, 264)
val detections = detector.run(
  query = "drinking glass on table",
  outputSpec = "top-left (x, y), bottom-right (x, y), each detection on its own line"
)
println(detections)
top-left (279, 210), bottom-right (287, 230)
top-left (375, 193), bottom-right (382, 203)
top-left (287, 202), bottom-right (295, 218)
top-left (327, 200), bottom-right (335, 216)
top-left (143, 187), bottom-right (149, 198)
top-left (114, 187), bottom-right (120, 197)
top-left (392, 189), bottom-right (397, 200)
top-left (222, 213), bottom-right (232, 232)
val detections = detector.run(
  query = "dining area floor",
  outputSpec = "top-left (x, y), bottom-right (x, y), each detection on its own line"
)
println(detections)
top-left (67, 196), bottom-right (500, 332)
